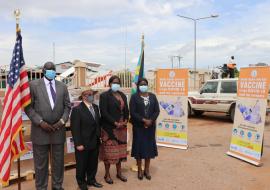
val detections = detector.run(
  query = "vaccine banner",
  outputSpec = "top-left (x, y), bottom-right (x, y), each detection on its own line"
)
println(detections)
top-left (156, 69), bottom-right (188, 149)
top-left (227, 67), bottom-right (270, 166)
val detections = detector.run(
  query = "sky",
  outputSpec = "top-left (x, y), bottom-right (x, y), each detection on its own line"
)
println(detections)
top-left (0, 0), bottom-right (270, 71)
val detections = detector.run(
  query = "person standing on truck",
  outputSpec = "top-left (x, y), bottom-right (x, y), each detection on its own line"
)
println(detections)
top-left (227, 56), bottom-right (236, 78)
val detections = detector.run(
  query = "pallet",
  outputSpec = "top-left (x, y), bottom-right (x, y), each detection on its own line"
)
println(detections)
top-left (1, 170), bottom-right (35, 188)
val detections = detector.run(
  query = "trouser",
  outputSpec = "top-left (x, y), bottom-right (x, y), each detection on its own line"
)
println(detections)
top-left (75, 146), bottom-right (99, 187)
top-left (33, 143), bottom-right (64, 190)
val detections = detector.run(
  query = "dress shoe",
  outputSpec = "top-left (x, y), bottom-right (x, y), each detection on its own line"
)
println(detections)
top-left (116, 174), bottom-right (127, 182)
top-left (144, 172), bottom-right (151, 180)
top-left (104, 176), bottom-right (113, 184)
top-left (88, 181), bottom-right (103, 188)
top-left (138, 171), bottom-right (143, 180)
top-left (52, 188), bottom-right (64, 190)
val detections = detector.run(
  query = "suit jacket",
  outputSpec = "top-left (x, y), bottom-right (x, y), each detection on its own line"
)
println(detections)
top-left (70, 102), bottom-right (101, 150)
top-left (99, 89), bottom-right (129, 131)
top-left (129, 92), bottom-right (160, 128)
top-left (25, 78), bottom-right (71, 145)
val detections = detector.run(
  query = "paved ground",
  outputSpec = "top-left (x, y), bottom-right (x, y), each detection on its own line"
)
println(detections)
top-left (4, 112), bottom-right (270, 190)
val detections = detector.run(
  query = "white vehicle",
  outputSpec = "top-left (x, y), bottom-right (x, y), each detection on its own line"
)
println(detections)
top-left (188, 78), bottom-right (270, 121)
top-left (188, 78), bottom-right (238, 121)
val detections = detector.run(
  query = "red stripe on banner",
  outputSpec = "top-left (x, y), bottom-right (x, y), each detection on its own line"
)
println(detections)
top-left (0, 88), bottom-right (12, 129)
top-left (19, 132), bottom-right (26, 151)
top-left (20, 81), bottom-right (29, 91)
top-left (2, 87), bottom-right (12, 107)
top-left (21, 94), bottom-right (31, 105)
top-left (0, 143), bottom-right (11, 169)
top-left (11, 116), bottom-right (22, 140)
top-left (20, 70), bottom-right (28, 79)
top-left (0, 114), bottom-right (12, 151)
top-left (1, 166), bottom-right (11, 183)
top-left (12, 141), bottom-right (19, 155)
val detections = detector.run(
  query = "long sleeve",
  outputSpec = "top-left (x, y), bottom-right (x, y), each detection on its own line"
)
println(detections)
top-left (150, 94), bottom-right (160, 121)
top-left (129, 94), bottom-right (144, 125)
top-left (60, 85), bottom-right (71, 122)
top-left (123, 93), bottom-right (130, 121)
top-left (24, 82), bottom-right (43, 126)
top-left (70, 108), bottom-right (83, 146)
top-left (99, 93), bottom-right (116, 125)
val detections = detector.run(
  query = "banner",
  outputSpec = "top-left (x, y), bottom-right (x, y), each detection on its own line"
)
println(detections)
top-left (156, 69), bottom-right (188, 149)
top-left (227, 67), bottom-right (270, 166)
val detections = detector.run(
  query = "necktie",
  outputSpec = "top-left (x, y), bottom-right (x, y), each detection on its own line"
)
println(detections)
top-left (89, 105), bottom-right (96, 119)
top-left (49, 81), bottom-right (56, 104)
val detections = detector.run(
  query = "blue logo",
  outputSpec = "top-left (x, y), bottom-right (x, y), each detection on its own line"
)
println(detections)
top-left (181, 125), bottom-right (185, 130)
top-left (173, 123), bottom-right (177, 130)
top-left (233, 128), bottom-right (238, 134)
top-left (256, 134), bottom-right (260, 140)
top-left (247, 132), bottom-right (252, 139)
top-left (165, 123), bottom-right (170, 129)
top-left (158, 123), bottom-right (162, 128)
top-left (240, 130), bottom-right (244, 137)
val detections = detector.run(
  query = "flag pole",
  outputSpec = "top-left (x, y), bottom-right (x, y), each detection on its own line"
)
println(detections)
top-left (14, 9), bottom-right (22, 190)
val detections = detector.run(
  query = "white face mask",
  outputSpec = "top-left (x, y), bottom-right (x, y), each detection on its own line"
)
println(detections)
top-left (111, 83), bottom-right (120, 92)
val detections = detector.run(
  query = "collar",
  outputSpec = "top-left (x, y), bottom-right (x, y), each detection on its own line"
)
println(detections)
top-left (44, 77), bottom-right (55, 85)
top-left (83, 101), bottom-right (93, 108)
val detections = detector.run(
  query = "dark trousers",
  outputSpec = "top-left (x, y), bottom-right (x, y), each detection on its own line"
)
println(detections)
top-left (75, 146), bottom-right (99, 187)
top-left (229, 68), bottom-right (235, 78)
top-left (33, 144), bottom-right (64, 190)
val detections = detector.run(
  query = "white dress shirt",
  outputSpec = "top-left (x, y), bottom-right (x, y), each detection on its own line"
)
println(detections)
top-left (44, 77), bottom-right (56, 109)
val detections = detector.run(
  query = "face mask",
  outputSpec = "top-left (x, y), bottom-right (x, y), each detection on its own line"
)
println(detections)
top-left (111, 83), bottom-right (120, 92)
top-left (139, 85), bottom-right (148, 93)
top-left (86, 95), bottom-right (94, 103)
top-left (45, 70), bottom-right (56, 80)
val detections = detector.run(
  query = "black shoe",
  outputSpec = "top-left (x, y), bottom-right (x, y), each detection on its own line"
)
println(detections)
top-left (88, 181), bottom-right (103, 188)
top-left (52, 188), bottom-right (64, 190)
top-left (116, 174), bottom-right (127, 182)
top-left (138, 171), bottom-right (143, 180)
top-left (104, 176), bottom-right (113, 184)
top-left (144, 172), bottom-right (151, 180)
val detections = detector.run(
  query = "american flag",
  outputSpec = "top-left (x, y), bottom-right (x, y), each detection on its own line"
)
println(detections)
top-left (0, 31), bottom-right (31, 186)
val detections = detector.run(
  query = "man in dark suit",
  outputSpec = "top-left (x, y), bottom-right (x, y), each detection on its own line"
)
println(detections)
top-left (70, 88), bottom-right (103, 190)
top-left (25, 62), bottom-right (71, 190)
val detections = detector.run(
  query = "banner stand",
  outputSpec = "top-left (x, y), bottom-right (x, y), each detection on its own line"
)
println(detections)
top-left (226, 151), bottom-right (262, 167)
top-left (157, 143), bottom-right (188, 150)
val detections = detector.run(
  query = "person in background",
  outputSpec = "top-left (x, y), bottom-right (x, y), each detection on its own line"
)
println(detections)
top-left (227, 56), bottom-right (236, 78)
top-left (129, 78), bottom-right (160, 180)
top-left (25, 62), bottom-right (71, 190)
top-left (70, 88), bottom-right (103, 190)
top-left (99, 75), bottom-right (129, 184)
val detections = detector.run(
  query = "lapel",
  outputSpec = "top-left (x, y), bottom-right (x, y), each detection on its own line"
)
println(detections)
top-left (39, 78), bottom-right (52, 108)
top-left (81, 102), bottom-right (97, 124)
top-left (108, 89), bottom-right (121, 111)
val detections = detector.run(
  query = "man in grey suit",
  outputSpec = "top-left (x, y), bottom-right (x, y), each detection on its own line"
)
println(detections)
top-left (25, 62), bottom-right (71, 190)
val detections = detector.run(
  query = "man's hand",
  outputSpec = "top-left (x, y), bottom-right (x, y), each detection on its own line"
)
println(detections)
top-left (40, 121), bottom-right (55, 132)
top-left (52, 120), bottom-right (65, 130)
top-left (76, 145), bottom-right (85, 151)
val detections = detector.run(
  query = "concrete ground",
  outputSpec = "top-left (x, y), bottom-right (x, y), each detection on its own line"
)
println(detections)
top-left (4, 112), bottom-right (270, 190)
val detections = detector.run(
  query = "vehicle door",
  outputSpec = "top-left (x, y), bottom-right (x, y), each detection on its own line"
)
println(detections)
top-left (217, 80), bottom-right (237, 112)
top-left (195, 81), bottom-right (220, 111)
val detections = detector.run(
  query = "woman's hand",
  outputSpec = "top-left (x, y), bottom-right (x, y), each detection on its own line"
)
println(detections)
top-left (143, 118), bottom-right (152, 128)
top-left (76, 145), bottom-right (85, 151)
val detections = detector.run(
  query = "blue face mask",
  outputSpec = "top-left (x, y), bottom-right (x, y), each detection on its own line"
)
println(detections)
top-left (45, 70), bottom-right (56, 80)
top-left (87, 95), bottom-right (94, 103)
top-left (111, 83), bottom-right (120, 92)
top-left (139, 85), bottom-right (148, 93)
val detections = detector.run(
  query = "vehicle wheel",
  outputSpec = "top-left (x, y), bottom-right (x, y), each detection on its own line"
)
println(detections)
top-left (188, 104), bottom-right (192, 117)
top-left (230, 104), bottom-right (235, 122)
top-left (193, 110), bottom-right (204, 116)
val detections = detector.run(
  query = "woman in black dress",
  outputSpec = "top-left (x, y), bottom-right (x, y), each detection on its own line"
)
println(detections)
top-left (130, 78), bottom-right (160, 180)
top-left (99, 75), bottom-right (129, 184)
